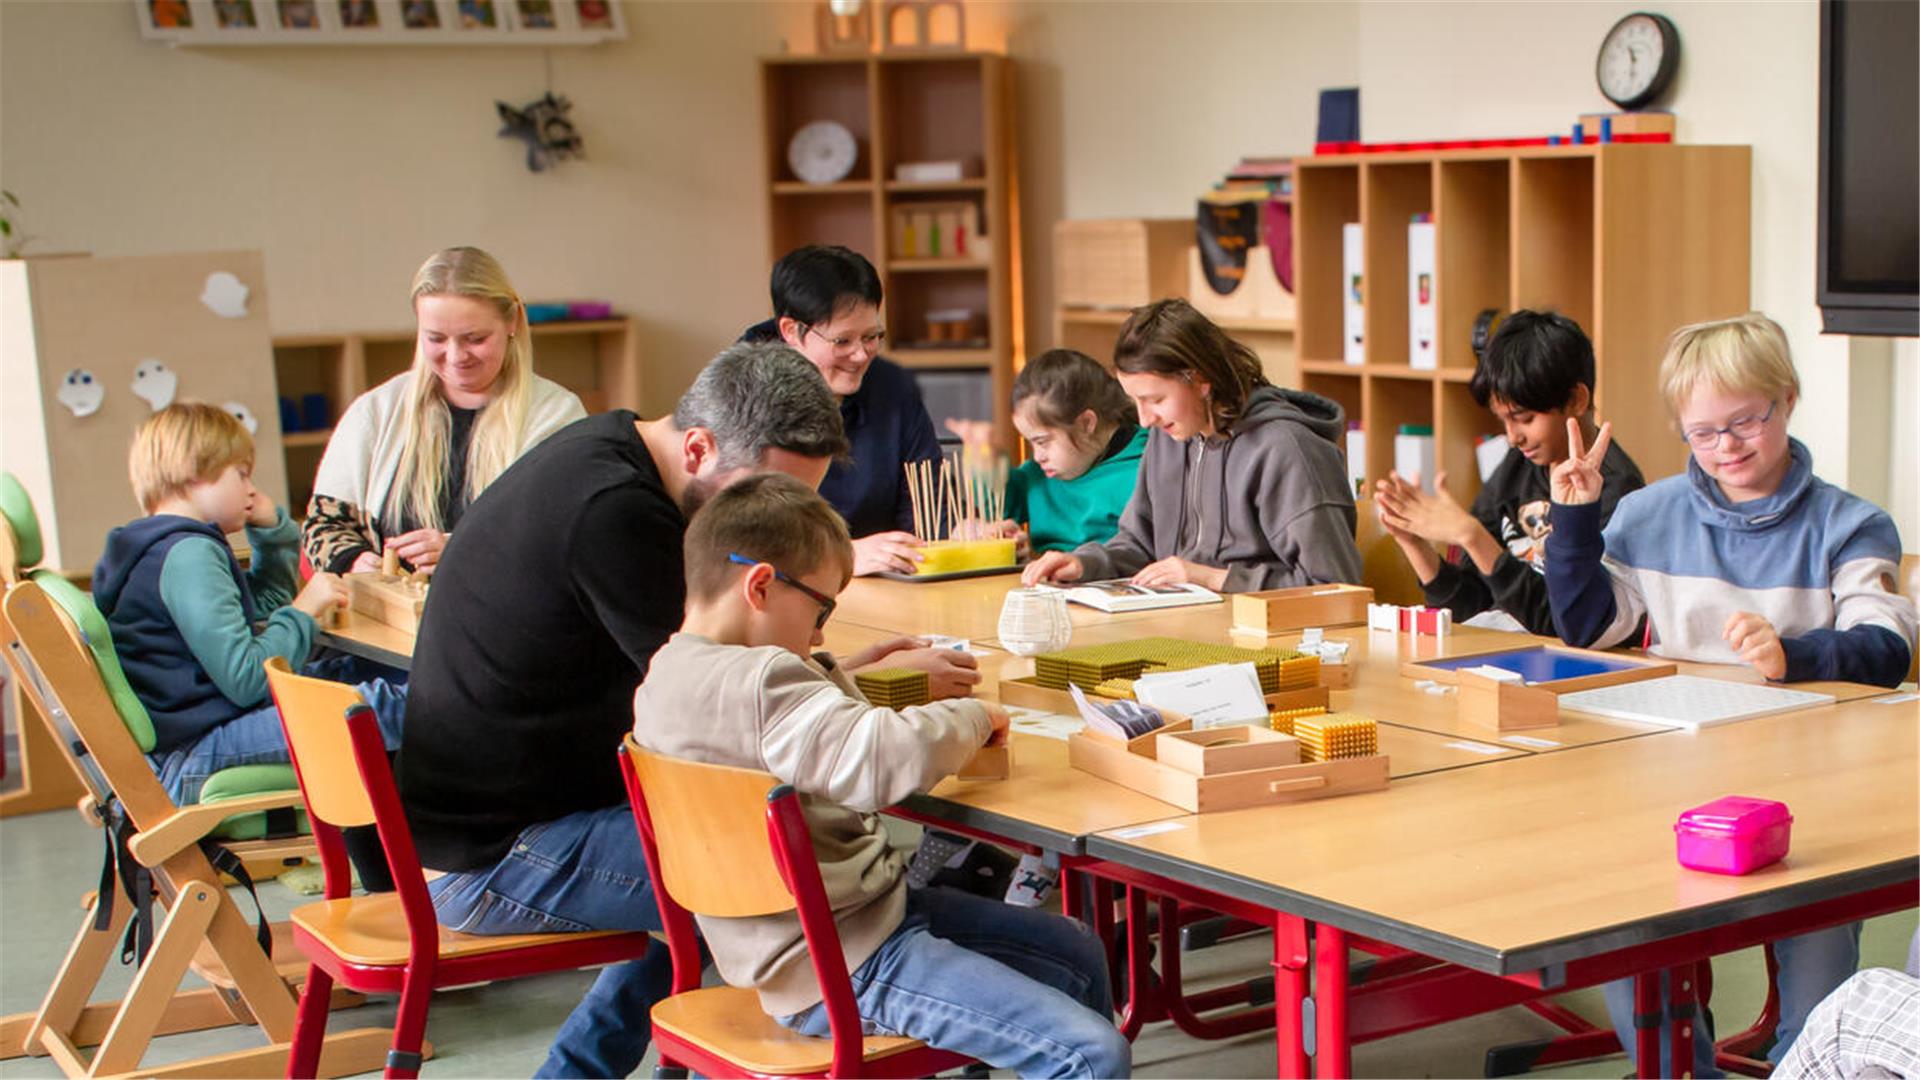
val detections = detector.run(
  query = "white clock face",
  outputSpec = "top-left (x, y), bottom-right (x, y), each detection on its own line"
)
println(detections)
top-left (787, 120), bottom-right (858, 185)
top-left (1599, 14), bottom-right (1668, 104)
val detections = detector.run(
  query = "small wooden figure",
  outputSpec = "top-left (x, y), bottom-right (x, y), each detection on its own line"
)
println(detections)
top-left (957, 739), bottom-right (1010, 781)
top-left (381, 545), bottom-right (400, 578)
top-left (1456, 666), bottom-right (1559, 732)
top-left (814, 0), bottom-right (872, 53)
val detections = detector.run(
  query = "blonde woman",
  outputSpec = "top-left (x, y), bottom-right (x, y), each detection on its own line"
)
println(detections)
top-left (303, 247), bottom-right (586, 574)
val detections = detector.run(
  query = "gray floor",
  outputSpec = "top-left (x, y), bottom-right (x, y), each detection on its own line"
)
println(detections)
top-left (2, 779), bottom-right (1913, 1079)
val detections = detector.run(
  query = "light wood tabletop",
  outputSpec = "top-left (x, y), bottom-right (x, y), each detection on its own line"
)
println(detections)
top-left (1085, 694), bottom-right (1920, 975)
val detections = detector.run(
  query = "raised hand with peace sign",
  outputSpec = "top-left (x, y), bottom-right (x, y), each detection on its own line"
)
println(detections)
top-left (1549, 418), bottom-right (1613, 505)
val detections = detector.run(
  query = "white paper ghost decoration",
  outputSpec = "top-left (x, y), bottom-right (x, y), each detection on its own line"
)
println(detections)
top-left (56, 368), bottom-right (104, 418)
top-left (224, 401), bottom-right (259, 435)
top-left (200, 272), bottom-right (250, 318)
top-left (131, 360), bottom-right (178, 412)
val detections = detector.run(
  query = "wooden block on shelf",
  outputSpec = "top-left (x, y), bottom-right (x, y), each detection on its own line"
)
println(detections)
top-left (1457, 667), bottom-right (1559, 732)
top-left (346, 572), bottom-right (426, 634)
top-left (1231, 583), bottom-right (1373, 635)
top-left (1053, 219), bottom-right (1191, 309)
top-left (1156, 725), bottom-right (1299, 776)
top-left (1188, 245), bottom-right (1296, 323)
top-left (957, 740), bottom-right (1011, 781)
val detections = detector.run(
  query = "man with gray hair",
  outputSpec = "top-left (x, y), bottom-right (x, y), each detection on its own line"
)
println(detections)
top-left (396, 341), bottom-right (848, 1079)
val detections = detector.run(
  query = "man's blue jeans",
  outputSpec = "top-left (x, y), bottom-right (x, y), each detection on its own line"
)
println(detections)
top-left (779, 886), bottom-right (1131, 1078)
top-left (1601, 922), bottom-right (1863, 1076)
top-left (427, 805), bottom-right (673, 1079)
top-left (147, 676), bottom-right (407, 806)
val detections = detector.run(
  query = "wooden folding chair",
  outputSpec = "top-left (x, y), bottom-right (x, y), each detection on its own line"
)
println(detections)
top-left (266, 658), bottom-right (653, 1079)
top-left (0, 471), bottom-right (88, 817)
top-left (0, 574), bottom-right (391, 1077)
top-left (617, 734), bottom-right (978, 1078)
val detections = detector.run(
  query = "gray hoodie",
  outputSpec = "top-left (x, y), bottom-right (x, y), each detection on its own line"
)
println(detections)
top-left (1073, 385), bottom-right (1362, 592)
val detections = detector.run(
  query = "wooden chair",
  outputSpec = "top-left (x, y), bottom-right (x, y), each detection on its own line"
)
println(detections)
top-left (0, 471), bottom-right (88, 817)
top-left (265, 658), bottom-right (653, 1079)
top-left (1900, 553), bottom-right (1919, 685)
top-left (0, 577), bottom-right (390, 1076)
top-left (617, 734), bottom-right (977, 1078)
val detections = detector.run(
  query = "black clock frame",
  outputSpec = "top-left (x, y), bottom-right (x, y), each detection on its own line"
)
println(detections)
top-left (1597, 11), bottom-right (1680, 111)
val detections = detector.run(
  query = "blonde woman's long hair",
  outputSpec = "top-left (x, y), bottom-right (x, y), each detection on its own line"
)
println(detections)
top-left (391, 246), bottom-right (535, 533)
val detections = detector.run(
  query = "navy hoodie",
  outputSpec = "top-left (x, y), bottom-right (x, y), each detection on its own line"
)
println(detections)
top-left (93, 512), bottom-right (314, 752)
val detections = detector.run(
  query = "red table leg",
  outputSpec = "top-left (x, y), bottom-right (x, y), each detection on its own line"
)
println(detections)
top-left (1274, 915), bottom-right (1310, 1079)
top-left (1669, 963), bottom-right (1699, 1079)
top-left (1634, 971), bottom-right (1662, 1078)
top-left (1314, 924), bottom-right (1352, 1079)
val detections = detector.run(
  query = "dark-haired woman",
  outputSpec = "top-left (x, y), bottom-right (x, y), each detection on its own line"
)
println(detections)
top-left (1022, 299), bottom-right (1361, 592)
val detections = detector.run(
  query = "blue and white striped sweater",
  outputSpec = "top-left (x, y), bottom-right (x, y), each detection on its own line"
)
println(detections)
top-left (1547, 439), bottom-right (1915, 686)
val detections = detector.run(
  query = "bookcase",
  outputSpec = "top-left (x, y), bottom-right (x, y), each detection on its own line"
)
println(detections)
top-left (762, 53), bottom-right (1019, 447)
top-left (1293, 143), bottom-right (1750, 505)
top-left (272, 318), bottom-right (638, 514)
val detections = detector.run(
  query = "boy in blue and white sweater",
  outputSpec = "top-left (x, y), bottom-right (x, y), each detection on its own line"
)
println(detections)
top-left (1546, 312), bottom-right (1916, 1075)
top-left (93, 403), bottom-right (407, 808)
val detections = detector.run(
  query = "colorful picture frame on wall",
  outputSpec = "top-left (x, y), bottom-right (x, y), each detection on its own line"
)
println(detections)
top-left (134, 0), bottom-right (625, 43)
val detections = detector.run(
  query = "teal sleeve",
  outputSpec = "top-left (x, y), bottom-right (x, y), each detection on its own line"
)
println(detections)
top-left (244, 509), bottom-right (304, 613)
top-left (158, 536), bottom-right (317, 709)
top-left (1004, 464), bottom-right (1032, 526)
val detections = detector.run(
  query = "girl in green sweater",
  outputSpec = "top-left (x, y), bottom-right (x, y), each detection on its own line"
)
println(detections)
top-left (1002, 348), bottom-right (1146, 553)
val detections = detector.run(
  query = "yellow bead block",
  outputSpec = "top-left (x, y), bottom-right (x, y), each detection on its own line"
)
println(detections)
top-left (913, 538), bottom-right (1018, 576)
top-left (1294, 712), bottom-right (1378, 762)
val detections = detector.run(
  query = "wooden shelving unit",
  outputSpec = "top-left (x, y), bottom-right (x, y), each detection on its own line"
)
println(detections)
top-left (762, 52), bottom-right (1020, 447)
top-left (1293, 143), bottom-right (1750, 504)
top-left (272, 317), bottom-right (639, 515)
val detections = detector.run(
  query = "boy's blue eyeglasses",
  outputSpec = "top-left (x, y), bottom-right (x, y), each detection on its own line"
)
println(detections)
top-left (728, 553), bottom-right (836, 630)
top-left (1679, 400), bottom-right (1777, 450)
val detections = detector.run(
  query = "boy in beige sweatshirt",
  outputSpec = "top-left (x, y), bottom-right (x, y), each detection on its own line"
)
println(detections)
top-left (633, 473), bottom-right (1129, 1078)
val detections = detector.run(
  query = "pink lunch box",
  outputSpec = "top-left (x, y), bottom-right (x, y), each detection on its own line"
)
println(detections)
top-left (1674, 796), bottom-right (1792, 875)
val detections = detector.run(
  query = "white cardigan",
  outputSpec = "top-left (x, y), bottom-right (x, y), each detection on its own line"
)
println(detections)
top-left (311, 372), bottom-right (587, 529)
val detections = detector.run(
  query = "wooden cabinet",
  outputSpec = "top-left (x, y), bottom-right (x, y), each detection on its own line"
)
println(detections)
top-left (273, 318), bottom-right (638, 514)
top-left (1294, 143), bottom-right (1750, 503)
top-left (762, 53), bottom-right (1019, 447)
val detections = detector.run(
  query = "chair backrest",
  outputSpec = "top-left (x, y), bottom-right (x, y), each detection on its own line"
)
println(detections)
top-left (263, 657), bottom-right (376, 830)
top-left (621, 737), bottom-right (797, 919)
top-left (1900, 553), bottom-right (1919, 683)
top-left (1, 471), bottom-right (44, 585)
top-left (1353, 497), bottom-right (1428, 607)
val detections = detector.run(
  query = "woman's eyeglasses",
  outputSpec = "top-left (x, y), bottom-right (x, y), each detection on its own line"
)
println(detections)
top-left (799, 324), bottom-right (887, 358)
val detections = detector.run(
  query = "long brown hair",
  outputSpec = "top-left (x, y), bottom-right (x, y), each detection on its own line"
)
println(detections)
top-left (1113, 299), bottom-right (1268, 433)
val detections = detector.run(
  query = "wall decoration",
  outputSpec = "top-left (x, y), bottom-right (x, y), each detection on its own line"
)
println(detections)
top-left (136, 0), bottom-right (624, 44)
top-left (131, 360), bottom-right (179, 411)
top-left (224, 401), bottom-right (260, 434)
top-left (56, 369), bottom-right (104, 418)
top-left (497, 93), bottom-right (583, 173)
top-left (200, 271), bottom-right (250, 318)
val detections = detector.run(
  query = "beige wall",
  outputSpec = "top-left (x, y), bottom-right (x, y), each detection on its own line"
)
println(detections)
top-left (3, 0), bottom-right (1909, 537)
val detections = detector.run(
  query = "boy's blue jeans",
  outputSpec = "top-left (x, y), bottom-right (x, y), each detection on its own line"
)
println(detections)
top-left (427, 805), bottom-right (674, 1079)
top-left (1600, 921), bottom-right (1863, 1077)
top-left (778, 886), bottom-right (1131, 1079)
top-left (146, 675), bottom-right (407, 806)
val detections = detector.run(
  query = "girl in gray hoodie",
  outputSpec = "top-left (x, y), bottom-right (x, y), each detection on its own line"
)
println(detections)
top-left (1023, 299), bottom-right (1362, 592)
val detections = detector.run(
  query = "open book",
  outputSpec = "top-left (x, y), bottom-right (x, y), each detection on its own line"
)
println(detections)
top-left (1054, 580), bottom-right (1223, 614)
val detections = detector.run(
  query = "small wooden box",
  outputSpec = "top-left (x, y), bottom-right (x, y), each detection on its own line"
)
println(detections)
top-left (1401, 645), bottom-right (1676, 694)
top-left (1457, 668), bottom-right (1559, 732)
top-left (957, 741), bottom-right (1011, 781)
top-left (1068, 728), bottom-right (1386, 814)
top-left (1054, 219), bottom-right (1191, 309)
top-left (1156, 725), bottom-right (1299, 775)
top-left (347, 573), bottom-right (426, 634)
top-left (1231, 583), bottom-right (1373, 635)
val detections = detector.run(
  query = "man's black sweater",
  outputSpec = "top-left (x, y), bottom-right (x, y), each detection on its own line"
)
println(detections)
top-left (1421, 440), bottom-right (1643, 635)
top-left (397, 411), bottom-right (687, 871)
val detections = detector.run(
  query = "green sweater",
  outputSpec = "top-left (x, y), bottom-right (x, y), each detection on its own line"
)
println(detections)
top-left (1006, 426), bottom-right (1147, 553)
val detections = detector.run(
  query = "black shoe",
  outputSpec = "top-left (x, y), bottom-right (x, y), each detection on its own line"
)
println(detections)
top-left (929, 842), bottom-right (1019, 900)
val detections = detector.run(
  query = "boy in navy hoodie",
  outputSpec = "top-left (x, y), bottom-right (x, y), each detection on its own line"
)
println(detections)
top-left (93, 403), bottom-right (406, 806)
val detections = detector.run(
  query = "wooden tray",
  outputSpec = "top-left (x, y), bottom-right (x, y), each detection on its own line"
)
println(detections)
top-left (345, 573), bottom-right (426, 634)
top-left (1402, 644), bottom-right (1675, 694)
top-left (1069, 724), bottom-right (1386, 814)
top-left (873, 561), bottom-right (1026, 584)
top-left (1231, 583), bottom-right (1374, 635)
